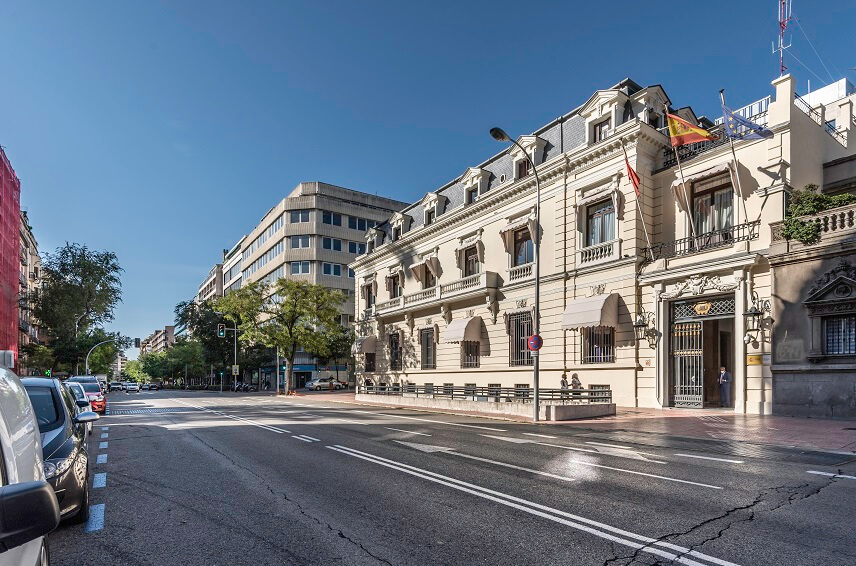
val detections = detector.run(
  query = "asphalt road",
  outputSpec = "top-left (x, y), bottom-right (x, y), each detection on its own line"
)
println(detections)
top-left (47, 390), bottom-right (856, 565)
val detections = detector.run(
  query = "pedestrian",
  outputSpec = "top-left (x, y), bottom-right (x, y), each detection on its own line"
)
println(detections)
top-left (560, 374), bottom-right (569, 401)
top-left (571, 373), bottom-right (582, 403)
top-left (718, 366), bottom-right (731, 408)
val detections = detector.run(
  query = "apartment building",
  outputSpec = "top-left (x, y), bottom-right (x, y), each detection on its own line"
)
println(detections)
top-left (111, 350), bottom-right (128, 378)
top-left (351, 74), bottom-right (856, 415)
top-left (18, 210), bottom-right (41, 376)
top-left (240, 181), bottom-right (408, 386)
top-left (195, 263), bottom-right (223, 303)
top-left (140, 326), bottom-right (175, 354)
top-left (222, 236), bottom-right (245, 295)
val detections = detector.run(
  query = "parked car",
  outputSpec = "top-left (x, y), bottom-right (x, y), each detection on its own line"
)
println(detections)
top-left (22, 377), bottom-right (98, 524)
top-left (67, 375), bottom-right (105, 396)
top-left (141, 383), bottom-right (149, 391)
top-left (306, 377), bottom-right (343, 391)
top-left (75, 382), bottom-right (105, 414)
top-left (125, 382), bottom-right (140, 393)
top-left (62, 382), bottom-right (93, 436)
top-left (148, 383), bottom-right (159, 391)
top-left (0, 363), bottom-right (61, 566)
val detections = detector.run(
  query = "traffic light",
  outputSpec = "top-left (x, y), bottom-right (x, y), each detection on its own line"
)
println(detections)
top-left (217, 324), bottom-right (226, 338)
top-left (44, 369), bottom-right (51, 377)
top-left (134, 338), bottom-right (141, 348)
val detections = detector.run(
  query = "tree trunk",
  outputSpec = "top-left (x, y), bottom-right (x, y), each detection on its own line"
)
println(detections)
top-left (285, 357), bottom-right (294, 395)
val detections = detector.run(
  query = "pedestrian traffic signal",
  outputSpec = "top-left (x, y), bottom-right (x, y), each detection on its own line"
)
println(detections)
top-left (44, 369), bottom-right (52, 377)
top-left (217, 324), bottom-right (226, 338)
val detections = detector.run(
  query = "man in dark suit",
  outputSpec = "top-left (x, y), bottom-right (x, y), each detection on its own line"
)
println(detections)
top-left (718, 366), bottom-right (731, 408)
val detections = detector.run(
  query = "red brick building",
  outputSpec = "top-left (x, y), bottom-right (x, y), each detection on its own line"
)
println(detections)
top-left (0, 148), bottom-right (21, 366)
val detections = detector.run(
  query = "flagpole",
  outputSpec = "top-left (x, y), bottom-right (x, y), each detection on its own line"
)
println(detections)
top-left (666, 104), bottom-right (698, 241)
top-left (719, 89), bottom-right (750, 226)
top-left (620, 138), bottom-right (653, 259)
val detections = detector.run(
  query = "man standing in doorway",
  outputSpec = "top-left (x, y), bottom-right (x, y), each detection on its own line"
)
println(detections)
top-left (718, 366), bottom-right (731, 408)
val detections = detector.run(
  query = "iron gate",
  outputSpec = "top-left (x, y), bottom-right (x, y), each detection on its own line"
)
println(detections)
top-left (671, 321), bottom-right (703, 408)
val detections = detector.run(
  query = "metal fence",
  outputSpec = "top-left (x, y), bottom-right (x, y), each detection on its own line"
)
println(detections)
top-left (357, 384), bottom-right (612, 405)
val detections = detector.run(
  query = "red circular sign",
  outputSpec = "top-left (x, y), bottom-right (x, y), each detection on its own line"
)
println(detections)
top-left (528, 334), bottom-right (543, 351)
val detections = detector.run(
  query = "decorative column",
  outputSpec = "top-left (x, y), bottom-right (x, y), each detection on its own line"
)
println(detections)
top-left (733, 268), bottom-right (748, 413)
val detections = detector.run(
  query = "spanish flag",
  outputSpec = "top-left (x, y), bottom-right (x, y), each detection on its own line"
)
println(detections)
top-left (666, 113), bottom-right (718, 147)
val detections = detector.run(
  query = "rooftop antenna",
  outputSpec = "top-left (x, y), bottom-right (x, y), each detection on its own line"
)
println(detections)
top-left (773, 0), bottom-right (793, 76)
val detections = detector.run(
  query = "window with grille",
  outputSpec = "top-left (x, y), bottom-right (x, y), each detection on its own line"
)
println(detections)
top-left (461, 341), bottom-right (480, 368)
top-left (582, 326), bottom-right (615, 363)
top-left (513, 229), bottom-right (533, 266)
top-left (364, 353), bottom-right (376, 372)
top-left (508, 311), bottom-right (533, 366)
top-left (586, 200), bottom-right (615, 246)
top-left (464, 383), bottom-right (476, 396)
top-left (424, 382), bottom-right (434, 394)
top-left (514, 384), bottom-right (530, 399)
top-left (590, 384), bottom-right (610, 403)
top-left (420, 328), bottom-right (435, 369)
top-left (825, 315), bottom-right (856, 355)
top-left (488, 383), bottom-right (501, 398)
top-left (463, 246), bottom-right (480, 276)
top-left (443, 383), bottom-right (454, 395)
top-left (389, 333), bottom-right (402, 371)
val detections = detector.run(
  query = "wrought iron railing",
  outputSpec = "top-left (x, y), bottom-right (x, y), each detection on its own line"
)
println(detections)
top-left (358, 384), bottom-right (612, 405)
top-left (643, 220), bottom-right (760, 263)
top-left (661, 125), bottom-right (730, 169)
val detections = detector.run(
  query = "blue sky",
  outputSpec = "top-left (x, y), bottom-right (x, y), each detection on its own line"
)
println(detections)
top-left (1, 0), bottom-right (853, 357)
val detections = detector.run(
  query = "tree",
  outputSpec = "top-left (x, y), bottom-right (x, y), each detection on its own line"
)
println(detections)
top-left (32, 243), bottom-right (123, 371)
top-left (165, 338), bottom-right (206, 385)
top-left (122, 359), bottom-right (150, 383)
top-left (305, 323), bottom-right (355, 384)
top-left (139, 351), bottom-right (169, 382)
top-left (174, 299), bottom-right (234, 377)
top-left (215, 280), bottom-right (343, 392)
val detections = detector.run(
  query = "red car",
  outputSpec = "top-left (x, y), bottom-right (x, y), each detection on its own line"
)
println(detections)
top-left (78, 381), bottom-right (106, 413)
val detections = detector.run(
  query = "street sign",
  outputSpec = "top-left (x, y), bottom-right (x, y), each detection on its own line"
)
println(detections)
top-left (232, 364), bottom-right (240, 376)
top-left (527, 334), bottom-right (543, 351)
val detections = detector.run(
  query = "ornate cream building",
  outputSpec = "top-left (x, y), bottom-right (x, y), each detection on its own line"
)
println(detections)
top-left (351, 75), bottom-right (856, 414)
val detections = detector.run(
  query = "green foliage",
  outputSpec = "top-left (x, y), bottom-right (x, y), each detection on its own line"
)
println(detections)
top-left (137, 339), bottom-right (207, 385)
top-left (21, 343), bottom-right (55, 375)
top-left (782, 184), bottom-right (856, 244)
top-left (174, 299), bottom-right (234, 371)
top-left (214, 279), bottom-right (344, 389)
top-left (122, 359), bottom-right (150, 383)
top-left (31, 243), bottom-right (123, 370)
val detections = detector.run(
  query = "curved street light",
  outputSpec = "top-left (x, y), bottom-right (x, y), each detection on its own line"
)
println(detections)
top-left (490, 127), bottom-right (541, 422)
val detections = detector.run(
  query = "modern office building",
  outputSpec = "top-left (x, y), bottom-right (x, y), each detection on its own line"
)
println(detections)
top-left (240, 181), bottom-right (408, 386)
top-left (18, 210), bottom-right (41, 376)
top-left (222, 236), bottom-right (245, 295)
top-left (195, 263), bottom-right (223, 303)
top-left (351, 74), bottom-right (856, 415)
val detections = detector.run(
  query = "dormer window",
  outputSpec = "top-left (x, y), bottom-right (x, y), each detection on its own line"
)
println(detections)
top-left (420, 193), bottom-right (443, 226)
top-left (460, 167), bottom-right (491, 205)
top-left (425, 209), bottom-right (436, 225)
top-left (466, 186), bottom-right (478, 205)
top-left (392, 227), bottom-right (401, 241)
top-left (509, 136), bottom-right (546, 181)
top-left (517, 160), bottom-right (531, 179)
top-left (649, 113), bottom-right (661, 130)
top-left (388, 211), bottom-right (412, 241)
top-left (593, 119), bottom-right (611, 142)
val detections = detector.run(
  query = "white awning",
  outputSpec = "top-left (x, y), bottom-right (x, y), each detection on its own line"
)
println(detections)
top-left (499, 216), bottom-right (531, 235)
top-left (442, 317), bottom-right (482, 343)
top-left (561, 293), bottom-right (619, 330)
top-left (671, 161), bottom-right (733, 209)
top-left (353, 335), bottom-right (377, 354)
top-left (500, 215), bottom-right (538, 251)
top-left (409, 258), bottom-right (428, 281)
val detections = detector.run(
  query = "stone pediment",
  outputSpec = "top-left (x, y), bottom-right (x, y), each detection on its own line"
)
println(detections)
top-left (807, 260), bottom-right (856, 300)
top-left (804, 275), bottom-right (856, 306)
top-left (579, 90), bottom-right (625, 119)
top-left (460, 167), bottom-right (490, 188)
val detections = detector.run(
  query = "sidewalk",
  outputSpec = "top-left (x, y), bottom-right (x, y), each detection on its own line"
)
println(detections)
top-left (282, 390), bottom-right (856, 454)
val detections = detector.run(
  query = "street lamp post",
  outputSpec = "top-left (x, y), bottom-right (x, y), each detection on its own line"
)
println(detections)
top-left (85, 339), bottom-right (119, 375)
top-left (490, 127), bottom-right (541, 422)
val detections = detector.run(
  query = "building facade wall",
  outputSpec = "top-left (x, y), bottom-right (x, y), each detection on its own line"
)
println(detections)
top-left (0, 149), bottom-right (20, 367)
top-left (352, 75), bottom-right (856, 416)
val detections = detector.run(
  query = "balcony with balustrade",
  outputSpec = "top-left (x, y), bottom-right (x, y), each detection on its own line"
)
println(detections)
top-left (371, 272), bottom-right (500, 316)
top-left (577, 239), bottom-right (621, 268)
top-left (770, 201), bottom-right (856, 254)
top-left (507, 263), bottom-right (533, 284)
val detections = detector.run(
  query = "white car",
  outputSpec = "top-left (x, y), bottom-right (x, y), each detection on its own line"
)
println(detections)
top-left (0, 356), bottom-right (61, 566)
top-left (63, 382), bottom-right (93, 436)
top-left (125, 382), bottom-right (140, 393)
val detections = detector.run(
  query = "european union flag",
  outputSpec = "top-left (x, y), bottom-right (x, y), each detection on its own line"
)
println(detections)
top-left (722, 105), bottom-right (773, 140)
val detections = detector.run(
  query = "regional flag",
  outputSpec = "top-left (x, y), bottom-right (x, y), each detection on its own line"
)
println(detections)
top-left (666, 113), bottom-right (718, 147)
top-left (625, 155), bottom-right (641, 197)
top-left (722, 105), bottom-right (773, 140)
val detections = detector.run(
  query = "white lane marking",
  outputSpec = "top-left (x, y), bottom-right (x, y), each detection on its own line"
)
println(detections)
top-left (298, 435), bottom-right (321, 442)
top-left (385, 427), bottom-right (432, 437)
top-left (329, 445), bottom-right (737, 566)
top-left (475, 436), bottom-right (717, 489)
top-left (96, 454), bottom-right (107, 464)
top-left (93, 473), bottom-right (107, 488)
top-left (292, 436), bottom-right (313, 442)
top-left (101, 433), bottom-right (108, 439)
top-left (522, 432), bottom-right (557, 439)
top-left (84, 503), bottom-right (106, 533)
top-left (481, 435), bottom-right (666, 464)
top-left (331, 418), bottom-right (368, 426)
top-left (586, 441), bottom-right (642, 450)
top-left (99, 442), bottom-right (108, 449)
top-left (807, 470), bottom-right (856, 480)
top-left (393, 440), bottom-right (577, 482)
top-left (175, 400), bottom-right (291, 433)
top-left (101, 427), bottom-right (109, 431)
top-left (675, 454), bottom-right (745, 464)
top-left (358, 411), bottom-right (507, 432)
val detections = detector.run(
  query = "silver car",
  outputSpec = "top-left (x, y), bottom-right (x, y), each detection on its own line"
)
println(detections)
top-left (63, 382), bottom-right (93, 436)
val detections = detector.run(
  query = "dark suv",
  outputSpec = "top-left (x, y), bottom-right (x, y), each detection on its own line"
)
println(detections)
top-left (22, 377), bottom-right (99, 523)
